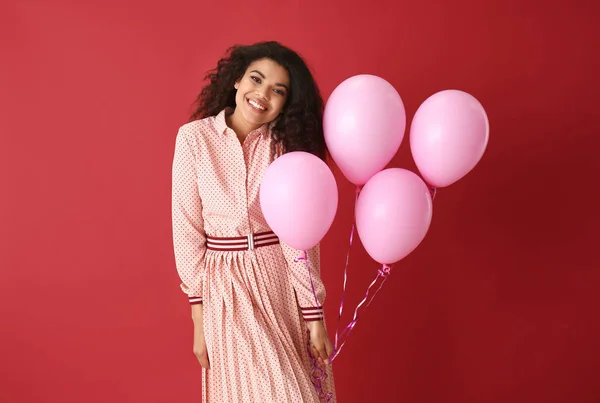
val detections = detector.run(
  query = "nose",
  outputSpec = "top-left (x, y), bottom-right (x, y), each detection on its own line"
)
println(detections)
top-left (256, 85), bottom-right (270, 101)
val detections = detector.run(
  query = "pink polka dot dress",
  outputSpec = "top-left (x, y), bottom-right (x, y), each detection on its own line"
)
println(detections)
top-left (171, 109), bottom-right (336, 402)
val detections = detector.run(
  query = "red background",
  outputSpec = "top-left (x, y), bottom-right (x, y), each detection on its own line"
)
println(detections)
top-left (1, 0), bottom-right (599, 402)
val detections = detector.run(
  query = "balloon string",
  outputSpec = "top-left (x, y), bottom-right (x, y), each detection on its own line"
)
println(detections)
top-left (333, 185), bottom-right (361, 350)
top-left (329, 264), bottom-right (392, 362)
top-left (294, 251), bottom-right (320, 307)
top-left (366, 269), bottom-right (390, 308)
top-left (336, 264), bottom-right (391, 344)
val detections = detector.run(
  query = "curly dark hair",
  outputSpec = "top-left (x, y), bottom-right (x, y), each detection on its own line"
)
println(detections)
top-left (190, 41), bottom-right (326, 160)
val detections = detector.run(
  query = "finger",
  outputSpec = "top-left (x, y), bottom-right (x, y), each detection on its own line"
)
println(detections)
top-left (310, 345), bottom-right (326, 368)
top-left (198, 355), bottom-right (210, 369)
top-left (195, 351), bottom-right (210, 369)
top-left (315, 342), bottom-right (328, 363)
top-left (310, 344), bottom-right (319, 359)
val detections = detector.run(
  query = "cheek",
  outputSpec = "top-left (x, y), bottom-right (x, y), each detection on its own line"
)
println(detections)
top-left (272, 97), bottom-right (287, 114)
top-left (235, 89), bottom-right (245, 106)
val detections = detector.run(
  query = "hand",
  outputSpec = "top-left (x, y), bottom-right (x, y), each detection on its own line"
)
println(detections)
top-left (192, 305), bottom-right (210, 369)
top-left (306, 320), bottom-right (334, 367)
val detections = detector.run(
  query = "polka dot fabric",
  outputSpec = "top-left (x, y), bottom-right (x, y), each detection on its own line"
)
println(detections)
top-left (171, 109), bottom-right (336, 402)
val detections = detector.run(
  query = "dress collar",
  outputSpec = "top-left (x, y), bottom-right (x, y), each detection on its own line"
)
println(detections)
top-left (214, 108), bottom-right (274, 138)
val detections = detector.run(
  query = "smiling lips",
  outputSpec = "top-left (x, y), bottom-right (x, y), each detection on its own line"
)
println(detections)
top-left (248, 97), bottom-right (267, 112)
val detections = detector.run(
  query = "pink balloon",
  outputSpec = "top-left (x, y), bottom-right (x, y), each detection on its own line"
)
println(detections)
top-left (410, 90), bottom-right (489, 188)
top-left (324, 75), bottom-right (406, 185)
top-left (260, 152), bottom-right (338, 251)
top-left (356, 168), bottom-right (433, 264)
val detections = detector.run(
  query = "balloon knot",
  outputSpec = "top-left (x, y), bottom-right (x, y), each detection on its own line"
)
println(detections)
top-left (378, 265), bottom-right (392, 277)
top-left (428, 186), bottom-right (437, 200)
top-left (294, 251), bottom-right (308, 263)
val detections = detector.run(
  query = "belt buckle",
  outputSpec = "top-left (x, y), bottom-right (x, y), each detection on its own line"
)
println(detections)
top-left (247, 233), bottom-right (255, 251)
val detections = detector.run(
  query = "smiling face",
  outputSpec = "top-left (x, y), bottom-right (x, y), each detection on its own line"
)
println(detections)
top-left (231, 58), bottom-right (290, 133)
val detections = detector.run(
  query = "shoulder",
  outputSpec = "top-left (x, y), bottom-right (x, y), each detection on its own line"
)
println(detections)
top-left (175, 117), bottom-right (222, 155)
top-left (177, 116), bottom-right (219, 140)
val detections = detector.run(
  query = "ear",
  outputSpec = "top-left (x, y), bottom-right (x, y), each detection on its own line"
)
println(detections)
top-left (234, 80), bottom-right (240, 90)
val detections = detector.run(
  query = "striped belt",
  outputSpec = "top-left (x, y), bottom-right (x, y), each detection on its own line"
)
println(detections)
top-left (206, 231), bottom-right (280, 251)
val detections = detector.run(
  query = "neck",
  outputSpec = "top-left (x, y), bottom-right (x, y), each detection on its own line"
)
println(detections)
top-left (226, 108), bottom-right (261, 140)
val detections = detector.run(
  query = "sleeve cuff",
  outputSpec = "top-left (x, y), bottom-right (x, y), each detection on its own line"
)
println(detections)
top-left (189, 296), bottom-right (203, 305)
top-left (301, 306), bottom-right (324, 322)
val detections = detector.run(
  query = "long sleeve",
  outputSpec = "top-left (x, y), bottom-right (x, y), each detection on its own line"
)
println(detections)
top-left (172, 128), bottom-right (206, 305)
top-left (281, 242), bottom-right (326, 322)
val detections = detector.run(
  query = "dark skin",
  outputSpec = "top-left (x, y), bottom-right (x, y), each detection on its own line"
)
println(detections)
top-left (192, 58), bottom-right (333, 369)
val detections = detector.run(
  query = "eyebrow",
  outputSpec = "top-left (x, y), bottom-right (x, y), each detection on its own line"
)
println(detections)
top-left (250, 70), bottom-right (289, 92)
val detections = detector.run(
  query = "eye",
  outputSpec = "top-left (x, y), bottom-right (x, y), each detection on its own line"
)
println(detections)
top-left (274, 89), bottom-right (286, 96)
top-left (250, 76), bottom-right (261, 84)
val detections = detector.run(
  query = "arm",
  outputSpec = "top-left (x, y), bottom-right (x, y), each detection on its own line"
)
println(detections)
top-left (172, 128), bottom-right (210, 368)
top-left (191, 303), bottom-right (209, 368)
top-left (280, 243), bottom-right (326, 322)
top-left (281, 242), bottom-right (333, 365)
top-left (172, 127), bottom-right (207, 305)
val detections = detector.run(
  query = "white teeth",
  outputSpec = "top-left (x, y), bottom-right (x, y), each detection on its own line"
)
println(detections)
top-left (249, 99), bottom-right (266, 111)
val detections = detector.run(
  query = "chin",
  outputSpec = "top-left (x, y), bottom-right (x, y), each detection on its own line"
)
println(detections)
top-left (243, 107), bottom-right (272, 126)
top-left (242, 112), bottom-right (265, 126)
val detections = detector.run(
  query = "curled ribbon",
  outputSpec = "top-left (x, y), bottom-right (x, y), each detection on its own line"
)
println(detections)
top-left (293, 184), bottom-right (403, 398)
top-left (306, 340), bottom-right (334, 402)
top-left (332, 185), bottom-right (361, 351)
top-left (320, 184), bottom-right (434, 366)
top-left (329, 264), bottom-right (392, 362)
